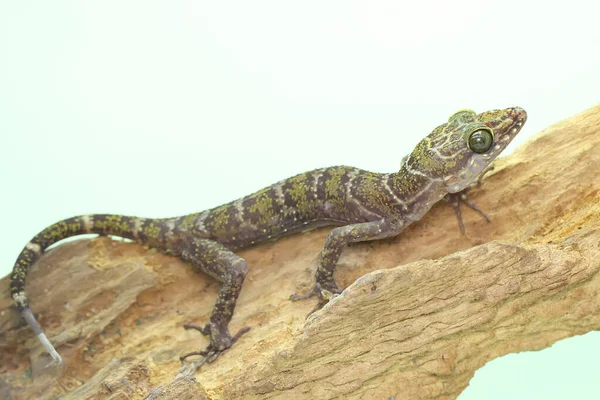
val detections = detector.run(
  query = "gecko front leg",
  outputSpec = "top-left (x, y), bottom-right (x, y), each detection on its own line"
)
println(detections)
top-left (291, 219), bottom-right (403, 315)
top-left (444, 165), bottom-right (495, 233)
top-left (178, 237), bottom-right (250, 370)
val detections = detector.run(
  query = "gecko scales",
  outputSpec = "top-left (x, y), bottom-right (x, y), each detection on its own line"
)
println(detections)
top-left (9, 107), bottom-right (527, 368)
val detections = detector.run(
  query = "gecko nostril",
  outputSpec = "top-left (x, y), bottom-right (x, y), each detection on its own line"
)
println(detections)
top-left (512, 107), bottom-right (528, 122)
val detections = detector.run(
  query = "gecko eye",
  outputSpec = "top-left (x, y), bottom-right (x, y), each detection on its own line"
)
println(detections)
top-left (468, 129), bottom-right (494, 154)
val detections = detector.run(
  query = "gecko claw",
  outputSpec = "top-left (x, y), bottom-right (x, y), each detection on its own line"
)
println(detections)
top-left (179, 323), bottom-right (250, 373)
top-left (444, 190), bottom-right (491, 233)
top-left (289, 287), bottom-right (318, 301)
top-left (182, 323), bottom-right (211, 336)
top-left (290, 282), bottom-right (341, 318)
top-left (304, 301), bottom-right (325, 319)
top-left (304, 292), bottom-right (341, 318)
top-left (444, 164), bottom-right (495, 232)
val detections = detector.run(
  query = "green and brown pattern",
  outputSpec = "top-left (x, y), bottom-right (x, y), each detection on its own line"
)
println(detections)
top-left (9, 107), bottom-right (527, 369)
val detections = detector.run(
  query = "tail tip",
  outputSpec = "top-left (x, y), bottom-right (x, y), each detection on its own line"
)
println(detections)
top-left (21, 307), bottom-right (64, 367)
top-left (38, 332), bottom-right (63, 366)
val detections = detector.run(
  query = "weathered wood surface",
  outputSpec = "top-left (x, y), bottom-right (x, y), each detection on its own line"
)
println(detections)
top-left (1, 105), bottom-right (599, 399)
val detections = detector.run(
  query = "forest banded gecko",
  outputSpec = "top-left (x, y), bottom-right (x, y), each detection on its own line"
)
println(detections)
top-left (9, 107), bottom-right (527, 369)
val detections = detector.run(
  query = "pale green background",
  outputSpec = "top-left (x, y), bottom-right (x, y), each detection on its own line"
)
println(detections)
top-left (1, 2), bottom-right (600, 398)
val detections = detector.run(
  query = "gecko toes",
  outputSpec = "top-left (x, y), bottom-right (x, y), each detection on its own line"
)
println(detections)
top-left (179, 324), bottom-right (250, 372)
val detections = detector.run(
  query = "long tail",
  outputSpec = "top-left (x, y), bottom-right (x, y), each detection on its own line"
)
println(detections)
top-left (9, 213), bottom-right (173, 365)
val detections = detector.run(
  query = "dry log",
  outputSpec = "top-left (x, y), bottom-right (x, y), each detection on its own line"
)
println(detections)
top-left (1, 105), bottom-right (599, 399)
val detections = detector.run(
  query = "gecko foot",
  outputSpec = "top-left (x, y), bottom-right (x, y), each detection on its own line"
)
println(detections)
top-left (290, 281), bottom-right (341, 318)
top-left (444, 164), bottom-right (495, 233)
top-left (179, 322), bottom-right (250, 372)
top-left (444, 190), bottom-right (491, 233)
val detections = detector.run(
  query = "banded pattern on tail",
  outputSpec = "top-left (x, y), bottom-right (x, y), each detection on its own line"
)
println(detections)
top-left (10, 214), bottom-right (150, 309)
top-left (9, 213), bottom-right (174, 365)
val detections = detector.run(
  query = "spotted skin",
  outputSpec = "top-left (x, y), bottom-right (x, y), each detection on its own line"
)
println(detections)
top-left (9, 107), bottom-right (527, 369)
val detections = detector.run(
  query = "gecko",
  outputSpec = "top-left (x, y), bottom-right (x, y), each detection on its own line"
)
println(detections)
top-left (9, 106), bottom-right (527, 369)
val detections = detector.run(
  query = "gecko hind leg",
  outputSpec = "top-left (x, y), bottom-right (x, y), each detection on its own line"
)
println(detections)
top-left (178, 237), bottom-right (250, 370)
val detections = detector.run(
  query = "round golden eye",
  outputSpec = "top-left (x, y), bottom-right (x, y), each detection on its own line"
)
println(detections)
top-left (468, 129), bottom-right (494, 154)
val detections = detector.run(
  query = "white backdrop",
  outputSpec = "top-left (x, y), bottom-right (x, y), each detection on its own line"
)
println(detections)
top-left (1, 2), bottom-right (599, 398)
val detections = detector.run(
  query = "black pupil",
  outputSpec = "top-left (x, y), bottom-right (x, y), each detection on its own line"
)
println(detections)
top-left (469, 130), bottom-right (493, 153)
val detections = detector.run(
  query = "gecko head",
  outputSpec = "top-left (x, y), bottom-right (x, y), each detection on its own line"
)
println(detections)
top-left (405, 107), bottom-right (527, 193)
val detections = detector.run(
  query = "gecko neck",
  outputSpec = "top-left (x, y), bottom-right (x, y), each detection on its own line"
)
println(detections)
top-left (388, 165), bottom-right (448, 221)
